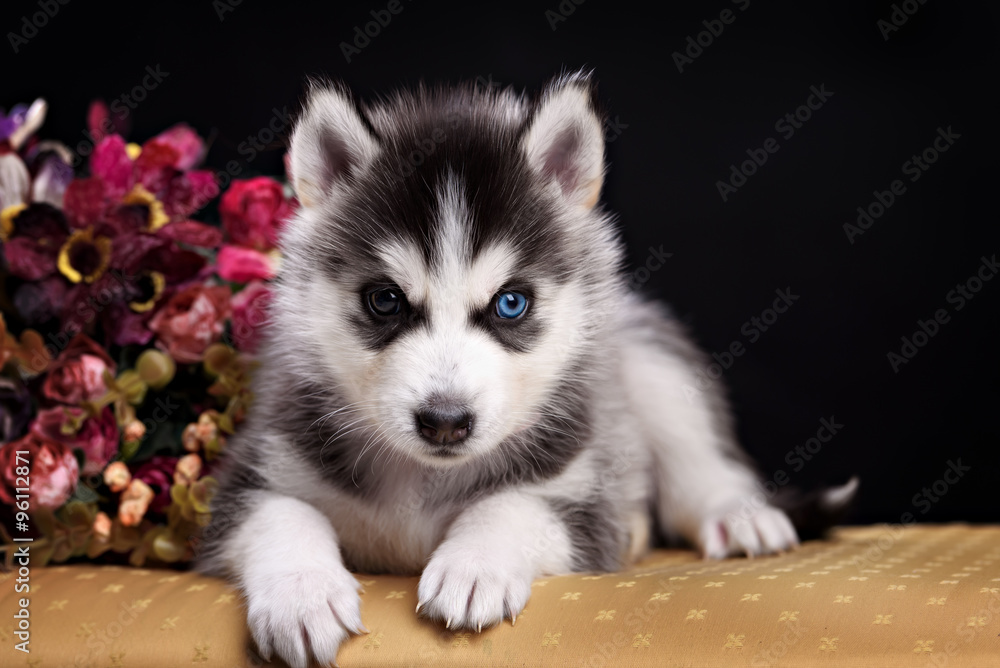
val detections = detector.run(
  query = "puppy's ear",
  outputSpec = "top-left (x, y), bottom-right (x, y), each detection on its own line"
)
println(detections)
top-left (523, 72), bottom-right (605, 209)
top-left (289, 83), bottom-right (379, 208)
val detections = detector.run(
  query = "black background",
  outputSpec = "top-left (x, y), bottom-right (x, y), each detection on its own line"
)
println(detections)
top-left (4, 0), bottom-right (997, 524)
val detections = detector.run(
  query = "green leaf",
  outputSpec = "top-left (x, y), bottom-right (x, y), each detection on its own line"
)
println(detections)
top-left (120, 438), bottom-right (141, 462)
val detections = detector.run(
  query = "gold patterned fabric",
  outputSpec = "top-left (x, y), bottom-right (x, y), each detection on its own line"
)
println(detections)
top-left (1, 524), bottom-right (998, 667)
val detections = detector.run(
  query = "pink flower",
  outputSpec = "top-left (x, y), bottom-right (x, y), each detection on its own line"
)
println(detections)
top-left (0, 433), bottom-right (79, 509)
top-left (63, 132), bottom-right (218, 230)
top-left (123, 419), bottom-right (146, 443)
top-left (231, 281), bottom-right (272, 352)
top-left (86, 99), bottom-right (129, 145)
top-left (219, 177), bottom-right (295, 251)
top-left (152, 124), bottom-right (204, 171)
top-left (174, 453), bottom-right (202, 486)
top-left (92, 511), bottom-right (112, 541)
top-left (30, 405), bottom-right (119, 476)
top-left (148, 284), bottom-right (231, 364)
top-left (41, 333), bottom-right (116, 404)
top-left (216, 245), bottom-right (278, 283)
top-left (103, 461), bottom-right (131, 492)
top-left (118, 478), bottom-right (154, 527)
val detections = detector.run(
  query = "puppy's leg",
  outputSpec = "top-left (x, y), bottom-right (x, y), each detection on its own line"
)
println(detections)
top-left (622, 305), bottom-right (799, 558)
top-left (417, 490), bottom-right (578, 631)
top-left (201, 490), bottom-right (364, 668)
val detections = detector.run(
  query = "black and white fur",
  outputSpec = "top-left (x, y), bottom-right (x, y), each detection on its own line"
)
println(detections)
top-left (197, 72), bottom-right (856, 668)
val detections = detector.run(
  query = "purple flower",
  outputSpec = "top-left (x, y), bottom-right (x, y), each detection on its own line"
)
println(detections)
top-left (1, 99), bottom-right (47, 150)
top-left (13, 276), bottom-right (68, 326)
top-left (0, 104), bottom-right (29, 142)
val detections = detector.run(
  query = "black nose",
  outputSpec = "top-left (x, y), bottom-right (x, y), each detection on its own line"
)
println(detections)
top-left (415, 408), bottom-right (472, 445)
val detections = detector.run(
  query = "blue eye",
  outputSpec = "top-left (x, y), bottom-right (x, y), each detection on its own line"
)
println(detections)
top-left (368, 287), bottom-right (402, 316)
top-left (495, 291), bottom-right (528, 319)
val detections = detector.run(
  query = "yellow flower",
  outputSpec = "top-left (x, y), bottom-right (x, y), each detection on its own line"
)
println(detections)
top-left (0, 203), bottom-right (27, 241)
top-left (57, 227), bottom-right (112, 284)
top-left (121, 183), bottom-right (169, 231)
top-left (128, 271), bottom-right (166, 312)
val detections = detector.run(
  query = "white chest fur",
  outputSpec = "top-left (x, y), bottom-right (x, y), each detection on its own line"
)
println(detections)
top-left (274, 455), bottom-right (460, 573)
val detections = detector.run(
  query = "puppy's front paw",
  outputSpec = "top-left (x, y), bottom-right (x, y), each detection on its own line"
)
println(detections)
top-left (698, 505), bottom-right (799, 559)
top-left (417, 543), bottom-right (532, 632)
top-left (244, 566), bottom-right (365, 668)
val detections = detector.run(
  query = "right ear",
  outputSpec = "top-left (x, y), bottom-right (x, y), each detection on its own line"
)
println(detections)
top-left (288, 83), bottom-right (379, 208)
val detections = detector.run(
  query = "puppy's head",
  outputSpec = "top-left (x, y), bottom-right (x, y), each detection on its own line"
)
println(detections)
top-left (278, 73), bottom-right (621, 468)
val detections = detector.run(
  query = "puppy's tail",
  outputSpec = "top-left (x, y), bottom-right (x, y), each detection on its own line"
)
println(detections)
top-left (773, 476), bottom-right (860, 541)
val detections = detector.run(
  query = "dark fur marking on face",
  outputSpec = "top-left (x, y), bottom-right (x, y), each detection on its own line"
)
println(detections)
top-left (350, 282), bottom-right (426, 351)
top-left (297, 86), bottom-right (579, 301)
top-left (549, 497), bottom-right (626, 572)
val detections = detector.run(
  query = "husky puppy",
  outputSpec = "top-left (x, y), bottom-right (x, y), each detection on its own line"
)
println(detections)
top-left (197, 72), bottom-right (855, 668)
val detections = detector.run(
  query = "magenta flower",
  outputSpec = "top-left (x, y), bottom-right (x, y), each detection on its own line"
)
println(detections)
top-left (216, 245), bottom-right (278, 282)
top-left (231, 280), bottom-right (272, 352)
top-left (219, 177), bottom-right (295, 251)
top-left (30, 405), bottom-right (119, 477)
top-left (132, 455), bottom-right (179, 513)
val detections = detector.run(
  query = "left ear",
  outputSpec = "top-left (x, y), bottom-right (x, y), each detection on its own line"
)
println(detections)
top-left (522, 72), bottom-right (605, 209)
